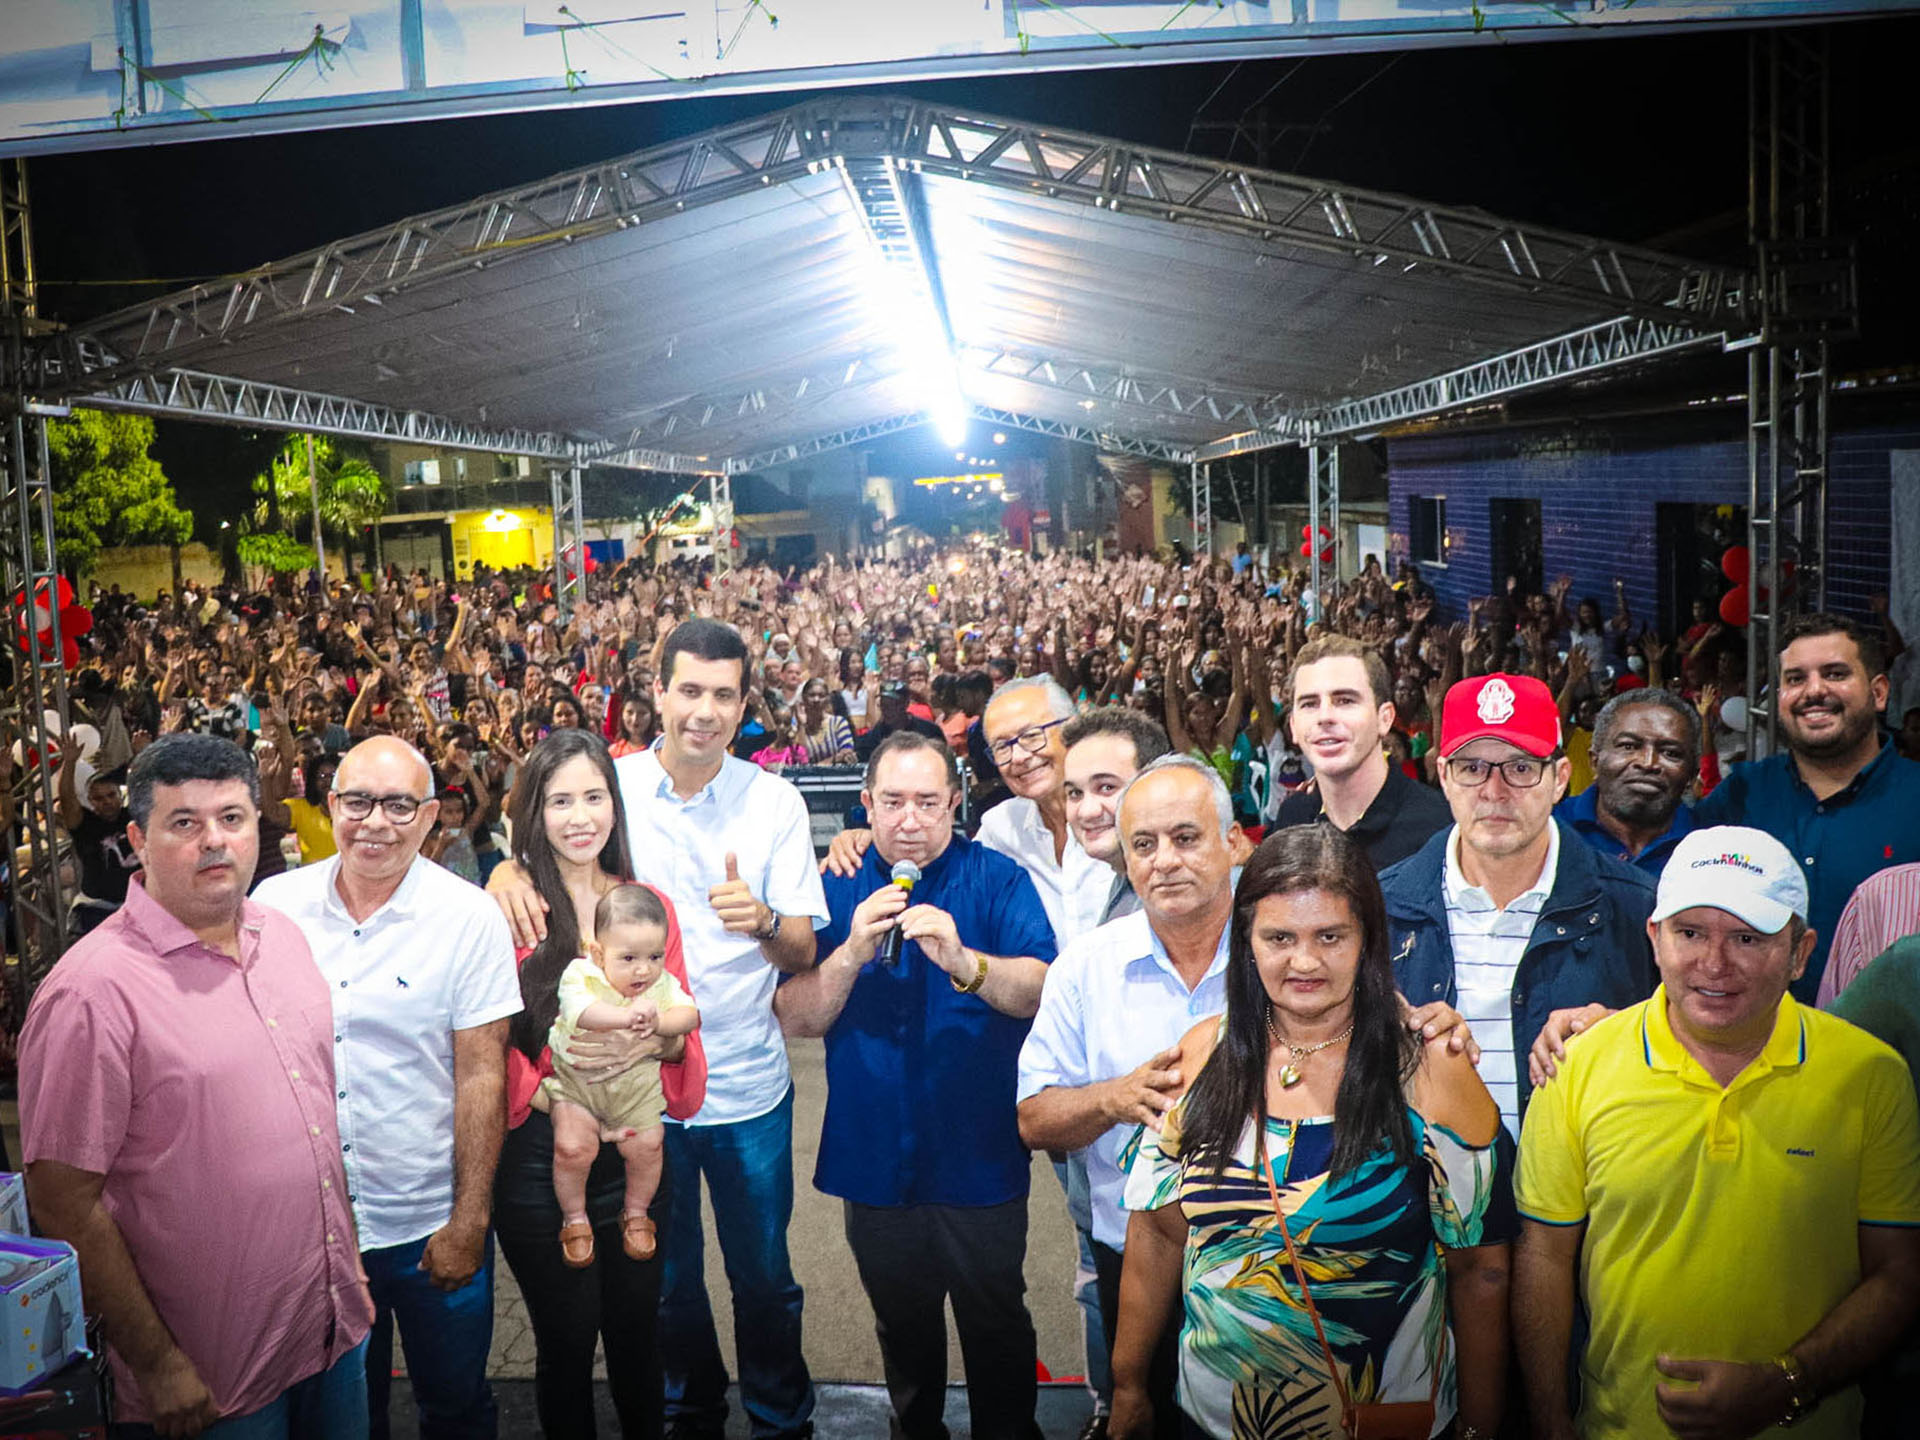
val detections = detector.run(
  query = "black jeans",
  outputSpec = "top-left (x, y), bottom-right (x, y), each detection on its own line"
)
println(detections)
top-left (1092, 1240), bottom-right (1184, 1440)
top-left (842, 1198), bottom-right (1042, 1440)
top-left (494, 1110), bottom-right (672, 1439)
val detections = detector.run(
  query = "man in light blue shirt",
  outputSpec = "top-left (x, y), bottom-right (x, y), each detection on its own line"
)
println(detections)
top-left (1017, 754), bottom-right (1240, 1440)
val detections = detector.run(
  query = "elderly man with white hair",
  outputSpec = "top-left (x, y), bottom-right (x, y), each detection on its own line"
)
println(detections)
top-left (255, 734), bottom-right (521, 1440)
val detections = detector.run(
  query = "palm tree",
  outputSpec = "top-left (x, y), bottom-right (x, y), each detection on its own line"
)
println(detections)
top-left (251, 434), bottom-right (391, 578)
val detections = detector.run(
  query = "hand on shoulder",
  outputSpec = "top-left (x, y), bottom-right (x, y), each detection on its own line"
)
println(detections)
top-left (1411, 1036), bottom-right (1501, 1147)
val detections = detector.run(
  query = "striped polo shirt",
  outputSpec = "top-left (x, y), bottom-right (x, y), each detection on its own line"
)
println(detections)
top-left (1442, 820), bottom-right (1560, 1133)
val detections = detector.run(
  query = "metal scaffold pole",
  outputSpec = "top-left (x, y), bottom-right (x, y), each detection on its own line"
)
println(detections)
top-left (1, 156), bottom-right (73, 999)
top-left (550, 458), bottom-right (586, 607)
top-left (709, 473), bottom-right (735, 575)
top-left (1744, 28), bottom-right (1850, 758)
top-left (1308, 442), bottom-right (1340, 602)
top-left (1189, 461), bottom-right (1211, 560)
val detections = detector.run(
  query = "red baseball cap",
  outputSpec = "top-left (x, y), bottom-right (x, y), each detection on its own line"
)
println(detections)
top-left (1440, 673), bottom-right (1562, 758)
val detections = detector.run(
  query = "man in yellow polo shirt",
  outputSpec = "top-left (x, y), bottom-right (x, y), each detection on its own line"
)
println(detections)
top-left (1513, 825), bottom-right (1920, 1440)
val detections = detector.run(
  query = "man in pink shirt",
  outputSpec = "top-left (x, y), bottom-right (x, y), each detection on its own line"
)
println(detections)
top-left (21, 734), bottom-right (374, 1439)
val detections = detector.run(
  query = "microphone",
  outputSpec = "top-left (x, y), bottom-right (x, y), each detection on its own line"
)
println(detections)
top-left (877, 859), bottom-right (922, 970)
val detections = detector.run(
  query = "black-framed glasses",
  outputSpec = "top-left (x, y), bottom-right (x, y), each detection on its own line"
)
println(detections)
top-left (987, 718), bottom-right (1068, 761)
top-left (332, 790), bottom-right (431, 822)
top-left (1445, 756), bottom-right (1549, 789)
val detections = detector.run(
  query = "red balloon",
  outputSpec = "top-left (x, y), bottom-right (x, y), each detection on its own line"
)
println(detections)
top-left (1719, 586), bottom-right (1750, 628)
top-left (1721, 546), bottom-right (1750, 585)
top-left (1300, 525), bottom-right (1313, 540)
top-left (1299, 541), bottom-right (1313, 557)
top-left (1319, 547), bottom-right (1334, 563)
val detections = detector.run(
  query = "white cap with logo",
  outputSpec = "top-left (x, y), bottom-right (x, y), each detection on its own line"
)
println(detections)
top-left (1650, 825), bottom-right (1809, 936)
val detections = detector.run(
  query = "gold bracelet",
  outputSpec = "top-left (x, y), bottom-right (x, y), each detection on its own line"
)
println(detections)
top-left (951, 950), bottom-right (988, 994)
top-left (1771, 1352), bottom-right (1811, 1426)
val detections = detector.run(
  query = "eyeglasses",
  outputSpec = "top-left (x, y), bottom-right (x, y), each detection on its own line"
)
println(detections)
top-left (987, 718), bottom-right (1067, 761)
top-left (332, 790), bottom-right (431, 822)
top-left (1445, 756), bottom-right (1549, 789)
top-left (875, 795), bottom-right (951, 817)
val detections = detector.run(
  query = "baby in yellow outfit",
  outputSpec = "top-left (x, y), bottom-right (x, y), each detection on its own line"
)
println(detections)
top-left (545, 884), bottom-right (699, 1267)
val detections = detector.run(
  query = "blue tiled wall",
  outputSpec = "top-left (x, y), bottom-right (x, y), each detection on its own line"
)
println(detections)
top-left (1386, 418), bottom-right (1915, 631)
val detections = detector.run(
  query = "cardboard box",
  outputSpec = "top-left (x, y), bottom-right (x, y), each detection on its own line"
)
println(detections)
top-left (0, 1238), bottom-right (87, 1397)
top-left (0, 1174), bottom-right (28, 1238)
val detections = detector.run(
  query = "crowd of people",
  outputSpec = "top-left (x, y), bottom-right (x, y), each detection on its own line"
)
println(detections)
top-left (13, 537), bottom-right (1920, 1440)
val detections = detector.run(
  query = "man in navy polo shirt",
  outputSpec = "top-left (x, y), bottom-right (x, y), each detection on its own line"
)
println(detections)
top-left (1696, 612), bottom-right (1920, 1002)
top-left (1556, 688), bottom-right (1698, 877)
top-left (776, 731), bottom-right (1056, 1440)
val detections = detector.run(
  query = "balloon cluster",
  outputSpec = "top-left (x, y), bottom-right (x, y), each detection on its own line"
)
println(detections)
top-left (10, 576), bottom-right (93, 670)
top-left (1298, 524), bottom-right (1333, 563)
top-left (1717, 545), bottom-right (1795, 628)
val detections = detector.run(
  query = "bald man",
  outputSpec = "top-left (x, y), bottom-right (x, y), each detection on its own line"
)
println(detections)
top-left (254, 736), bottom-right (521, 1440)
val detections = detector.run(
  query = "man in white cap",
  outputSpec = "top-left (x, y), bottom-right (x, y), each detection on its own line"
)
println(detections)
top-left (1513, 825), bottom-right (1920, 1440)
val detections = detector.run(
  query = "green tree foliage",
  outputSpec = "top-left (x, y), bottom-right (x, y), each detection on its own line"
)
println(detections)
top-left (251, 434), bottom-right (390, 571)
top-left (236, 531), bottom-right (318, 578)
top-left (46, 410), bottom-right (195, 577)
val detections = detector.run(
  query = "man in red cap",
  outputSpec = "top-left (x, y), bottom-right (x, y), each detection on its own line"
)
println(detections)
top-left (1379, 673), bottom-right (1659, 1132)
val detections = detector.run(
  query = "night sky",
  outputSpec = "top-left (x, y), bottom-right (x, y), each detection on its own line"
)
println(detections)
top-left (18, 16), bottom-right (1919, 531)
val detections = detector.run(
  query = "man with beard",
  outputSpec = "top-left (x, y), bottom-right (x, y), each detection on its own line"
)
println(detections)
top-left (1696, 613), bottom-right (1920, 1002)
top-left (1556, 689), bottom-right (1699, 876)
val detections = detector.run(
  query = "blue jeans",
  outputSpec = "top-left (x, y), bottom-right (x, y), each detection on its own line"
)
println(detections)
top-left (1055, 1156), bottom-right (1112, 1411)
top-left (111, 1339), bottom-right (368, 1440)
top-left (362, 1233), bottom-right (497, 1440)
top-left (659, 1087), bottom-right (813, 1438)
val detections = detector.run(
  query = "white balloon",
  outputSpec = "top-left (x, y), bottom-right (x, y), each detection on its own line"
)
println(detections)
top-left (68, 723), bottom-right (101, 763)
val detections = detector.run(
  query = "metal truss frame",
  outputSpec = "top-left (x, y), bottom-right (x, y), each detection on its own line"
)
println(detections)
top-left (2, 156), bottom-right (71, 1000)
top-left (1191, 315), bottom-right (1730, 460)
top-left (966, 405), bottom-right (1191, 464)
top-left (15, 94), bottom-right (1751, 574)
top-left (549, 458), bottom-right (586, 607)
top-left (958, 345), bottom-right (1292, 432)
top-left (708, 474), bottom-right (736, 575)
top-left (604, 353), bottom-right (899, 465)
top-left (723, 411), bottom-right (931, 477)
top-left (42, 105), bottom-right (833, 393)
top-left (1745, 29), bottom-right (1845, 756)
top-left (75, 367), bottom-right (578, 458)
top-left (1190, 461), bottom-right (1213, 559)
top-left (1308, 444), bottom-right (1341, 599)
top-left (896, 103), bottom-right (1743, 330)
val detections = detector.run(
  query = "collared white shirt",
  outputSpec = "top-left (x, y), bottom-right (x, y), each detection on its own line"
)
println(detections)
top-left (253, 854), bottom-right (521, 1250)
top-left (977, 795), bottom-right (1116, 948)
top-left (614, 746), bottom-right (828, 1126)
top-left (1441, 820), bottom-right (1560, 1134)
top-left (1017, 908), bottom-right (1230, 1250)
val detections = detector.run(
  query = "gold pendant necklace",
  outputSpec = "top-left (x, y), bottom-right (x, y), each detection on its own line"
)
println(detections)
top-left (1269, 1015), bottom-right (1355, 1088)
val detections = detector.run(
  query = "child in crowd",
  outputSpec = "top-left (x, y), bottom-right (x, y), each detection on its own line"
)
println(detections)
top-left (544, 884), bottom-right (699, 1268)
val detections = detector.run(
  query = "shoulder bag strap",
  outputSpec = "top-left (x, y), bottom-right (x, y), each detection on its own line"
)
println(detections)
top-left (1257, 1124), bottom-right (1449, 1423)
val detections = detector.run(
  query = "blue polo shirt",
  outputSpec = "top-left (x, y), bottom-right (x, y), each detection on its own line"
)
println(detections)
top-left (1555, 788), bottom-right (1696, 878)
top-left (812, 834), bottom-right (1057, 1208)
top-left (1695, 739), bottom-right (1920, 1002)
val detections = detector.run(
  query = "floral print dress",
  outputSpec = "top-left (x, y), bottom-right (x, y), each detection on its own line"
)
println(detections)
top-left (1122, 1097), bottom-right (1515, 1439)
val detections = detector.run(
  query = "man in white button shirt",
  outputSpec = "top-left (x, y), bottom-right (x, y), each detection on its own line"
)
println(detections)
top-left (1018, 755), bottom-right (1241, 1440)
top-left (978, 678), bottom-right (1124, 944)
top-left (492, 619), bottom-right (828, 1440)
top-left (255, 735), bottom-right (521, 1440)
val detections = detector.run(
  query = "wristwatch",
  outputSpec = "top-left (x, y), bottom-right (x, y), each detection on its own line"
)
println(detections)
top-left (951, 949), bottom-right (989, 994)
top-left (753, 907), bottom-right (781, 942)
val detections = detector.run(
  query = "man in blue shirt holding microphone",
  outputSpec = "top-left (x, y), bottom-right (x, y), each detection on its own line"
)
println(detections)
top-left (776, 731), bottom-right (1057, 1440)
